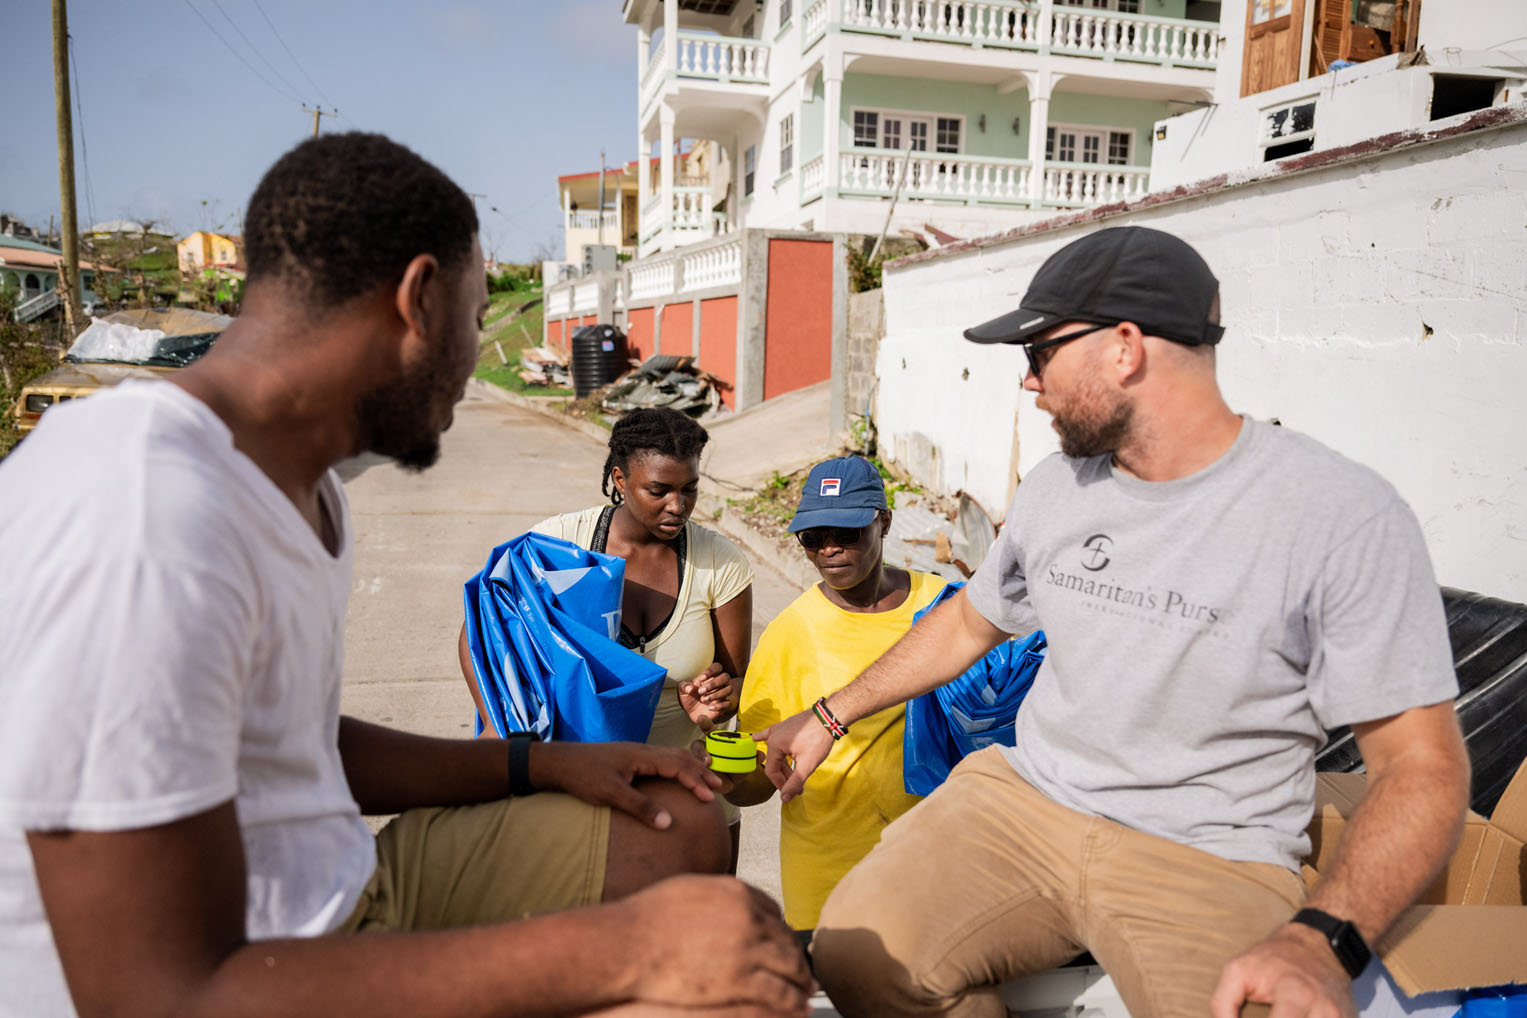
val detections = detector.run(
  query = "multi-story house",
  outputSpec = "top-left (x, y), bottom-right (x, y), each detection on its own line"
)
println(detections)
top-left (623, 0), bottom-right (1224, 255)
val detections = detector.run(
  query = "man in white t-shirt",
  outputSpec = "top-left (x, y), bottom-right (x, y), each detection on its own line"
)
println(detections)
top-left (757, 228), bottom-right (1470, 1018)
top-left (0, 133), bottom-right (809, 1018)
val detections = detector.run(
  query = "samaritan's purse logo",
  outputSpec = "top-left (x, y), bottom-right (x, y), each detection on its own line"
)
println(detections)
top-left (1081, 533), bottom-right (1112, 571)
top-left (820, 478), bottom-right (842, 496)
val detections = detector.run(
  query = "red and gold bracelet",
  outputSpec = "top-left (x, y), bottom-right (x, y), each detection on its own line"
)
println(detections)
top-left (812, 697), bottom-right (849, 740)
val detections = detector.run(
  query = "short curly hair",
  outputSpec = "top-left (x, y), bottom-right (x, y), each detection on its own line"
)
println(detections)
top-left (244, 132), bottom-right (478, 308)
top-left (602, 408), bottom-right (710, 505)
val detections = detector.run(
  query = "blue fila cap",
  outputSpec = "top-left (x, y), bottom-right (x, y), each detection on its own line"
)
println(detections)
top-left (788, 456), bottom-right (888, 533)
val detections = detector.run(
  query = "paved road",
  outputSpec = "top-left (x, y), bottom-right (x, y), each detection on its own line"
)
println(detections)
top-left (338, 388), bottom-right (797, 905)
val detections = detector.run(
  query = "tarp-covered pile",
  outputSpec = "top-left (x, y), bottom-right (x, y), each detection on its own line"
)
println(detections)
top-left (463, 532), bottom-right (667, 742)
top-left (600, 354), bottom-right (725, 417)
top-left (518, 345), bottom-right (571, 388)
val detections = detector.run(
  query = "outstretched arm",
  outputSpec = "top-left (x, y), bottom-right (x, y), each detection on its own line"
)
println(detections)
top-left (29, 805), bottom-right (811, 1018)
top-left (338, 718), bottom-right (725, 830)
top-left (1211, 701), bottom-right (1470, 1018)
top-left (756, 588), bottom-right (1009, 803)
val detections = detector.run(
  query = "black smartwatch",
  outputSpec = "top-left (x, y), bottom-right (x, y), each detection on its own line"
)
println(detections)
top-left (506, 731), bottom-right (539, 798)
top-left (1289, 908), bottom-right (1371, 978)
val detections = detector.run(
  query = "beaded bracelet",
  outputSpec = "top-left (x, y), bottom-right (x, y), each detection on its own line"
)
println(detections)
top-left (812, 697), bottom-right (849, 740)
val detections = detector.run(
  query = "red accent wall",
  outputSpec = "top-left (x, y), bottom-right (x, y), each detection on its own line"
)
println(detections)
top-left (659, 301), bottom-right (693, 357)
top-left (580, 315), bottom-right (596, 329)
top-left (763, 239), bottom-right (833, 401)
top-left (626, 307), bottom-right (655, 363)
top-left (546, 318), bottom-right (564, 350)
top-left (698, 296), bottom-right (738, 408)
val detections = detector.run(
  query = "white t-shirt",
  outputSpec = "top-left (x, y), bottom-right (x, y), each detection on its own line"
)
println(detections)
top-left (0, 381), bottom-right (375, 1017)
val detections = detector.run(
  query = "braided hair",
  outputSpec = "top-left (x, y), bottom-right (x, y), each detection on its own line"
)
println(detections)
top-left (602, 408), bottom-right (710, 506)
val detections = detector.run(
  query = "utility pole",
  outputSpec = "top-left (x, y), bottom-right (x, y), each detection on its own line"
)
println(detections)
top-left (302, 105), bottom-right (336, 137)
top-left (597, 150), bottom-right (607, 247)
top-left (52, 0), bottom-right (82, 335)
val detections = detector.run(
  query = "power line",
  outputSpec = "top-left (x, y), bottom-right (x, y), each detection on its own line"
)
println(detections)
top-left (209, 0), bottom-right (308, 103)
top-left (251, 0), bottom-right (334, 108)
top-left (181, 0), bottom-right (303, 105)
top-left (67, 35), bottom-right (97, 231)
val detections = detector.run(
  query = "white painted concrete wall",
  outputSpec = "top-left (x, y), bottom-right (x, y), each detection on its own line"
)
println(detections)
top-left (1417, 0), bottom-right (1527, 53)
top-left (875, 118), bottom-right (1527, 600)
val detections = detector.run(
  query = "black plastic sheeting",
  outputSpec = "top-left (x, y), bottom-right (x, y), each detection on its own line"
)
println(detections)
top-left (1315, 587), bottom-right (1527, 816)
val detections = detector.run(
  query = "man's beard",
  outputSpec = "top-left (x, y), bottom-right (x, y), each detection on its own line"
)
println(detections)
top-left (354, 360), bottom-right (453, 473)
top-left (1051, 377), bottom-right (1133, 459)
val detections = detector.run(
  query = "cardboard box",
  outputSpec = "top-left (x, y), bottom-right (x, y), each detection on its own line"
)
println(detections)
top-left (1303, 758), bottom-right (1527, 1007)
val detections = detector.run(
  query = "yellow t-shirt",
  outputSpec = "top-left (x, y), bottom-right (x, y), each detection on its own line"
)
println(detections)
top-left (532, 505), bottom-right (753, 750)
top-left (739, 570), bottom-right (946, 929)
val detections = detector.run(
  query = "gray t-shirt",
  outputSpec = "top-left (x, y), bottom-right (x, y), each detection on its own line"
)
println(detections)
top-left (964, 418), bottom-right (1457, 870)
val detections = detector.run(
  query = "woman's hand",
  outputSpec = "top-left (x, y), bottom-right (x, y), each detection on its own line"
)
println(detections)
top-left (679, 662), bottom-right (737, 733)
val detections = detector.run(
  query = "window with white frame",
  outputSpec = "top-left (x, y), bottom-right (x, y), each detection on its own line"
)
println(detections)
top-left (1083, 0), bottom-right (1142, 11)
top-left (779, 0), bottom-right (792, 26)
top-left (936, 117), bottom-right (961, 153)
top-left (1046, 124), bottom-right (1133, 165)
top-left (780, 114), bottom-right (794, 174)
top-left (850, 107), bottom-right (964, 154)
top-left (744, 145), bottom-right (756, 196)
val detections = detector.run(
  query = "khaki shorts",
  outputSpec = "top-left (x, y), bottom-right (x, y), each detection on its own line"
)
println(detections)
top-left (340, 793), bottom-right (611, 932)
top-left (813, 747), bottom-right (1307, 1018)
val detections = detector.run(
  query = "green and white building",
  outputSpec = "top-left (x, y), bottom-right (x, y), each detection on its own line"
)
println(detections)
top-left (623, 0), bottom-right (1224, 254)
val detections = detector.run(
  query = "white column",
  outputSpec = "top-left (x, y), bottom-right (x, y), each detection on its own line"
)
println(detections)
top-left (733, 134), bottom-right (747, 230)
top-left (615, 178), bottom-right (625, 251)
top-left (1027, 70), bottom-right (1054, 206)
top-left (824, 69), bottom-right (843, 191)
top-left (664, 0), bottom-right (678, 73)
top-left (561, 187), bottom-right (573, 261)
top-left (659, 106), bottom-right (676, 251)
top-left (638, 126), bottom-right (652, 215)
top-left (637, 23), bottom-right (650, 81)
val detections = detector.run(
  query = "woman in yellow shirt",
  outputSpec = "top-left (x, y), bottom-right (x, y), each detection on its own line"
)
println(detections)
top-left (723, 456), bottom-right (945, 929)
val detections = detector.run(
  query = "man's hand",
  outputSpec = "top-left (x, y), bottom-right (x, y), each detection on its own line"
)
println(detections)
top-left (679, 663), bottom-right (737, 733)
top-left (617, 875), bottom-right (812, 1017)
top-left (1210, 924), bottom-right (1356, 1018)
top-left (530, 741), bottom-right (723, 830)
top-left (754, 710), bottom-right (835, 804)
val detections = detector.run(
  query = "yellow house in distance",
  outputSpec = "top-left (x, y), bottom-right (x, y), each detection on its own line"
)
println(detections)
top-left (176, 231), bottom-right (242, 272)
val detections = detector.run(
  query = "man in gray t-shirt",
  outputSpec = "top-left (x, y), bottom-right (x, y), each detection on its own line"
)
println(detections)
top-left (757, 227), bottom-right (1470, 1018)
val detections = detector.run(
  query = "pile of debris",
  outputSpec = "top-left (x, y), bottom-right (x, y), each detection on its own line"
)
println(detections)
top-left (599, 355), bottom-right (727, 418)
top-left (517, 345), bottom-right (571, 389)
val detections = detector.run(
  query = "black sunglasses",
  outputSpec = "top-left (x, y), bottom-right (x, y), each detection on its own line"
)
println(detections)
top-left (1023, 322), bottom-right (1115, 379)
top-left (796, 525), bottom-right (870, 551)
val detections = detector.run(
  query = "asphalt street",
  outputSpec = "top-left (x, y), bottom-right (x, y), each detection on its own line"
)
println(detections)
top-left (337, 387), bottom-right (799, 905)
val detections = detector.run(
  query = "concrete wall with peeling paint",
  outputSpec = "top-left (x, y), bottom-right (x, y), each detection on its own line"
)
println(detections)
top-left (874, 114), bottom-right (1527, 600)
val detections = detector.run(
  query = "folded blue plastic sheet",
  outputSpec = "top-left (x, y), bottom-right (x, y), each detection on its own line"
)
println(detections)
top-left (463, 532), bottom-right (667, 743)
top-left (903, 582), bottom-right (1046, 795)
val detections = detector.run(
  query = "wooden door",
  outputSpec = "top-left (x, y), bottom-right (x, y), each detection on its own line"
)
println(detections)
top-left (1241, 0), bottom-right (1307, 97)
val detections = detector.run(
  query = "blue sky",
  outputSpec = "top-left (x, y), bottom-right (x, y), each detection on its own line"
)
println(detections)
top-left (1, 1), bottom-right (636, 262)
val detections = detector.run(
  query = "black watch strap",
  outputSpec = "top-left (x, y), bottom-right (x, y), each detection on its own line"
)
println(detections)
top-left (1290, 908), bottom-right (1371, 979)
top-left (506, 731), bottom-right (539, 797)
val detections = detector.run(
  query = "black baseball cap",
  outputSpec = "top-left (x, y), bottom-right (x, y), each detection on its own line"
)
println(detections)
top-left (963, 227), bottom-right (1225, 348)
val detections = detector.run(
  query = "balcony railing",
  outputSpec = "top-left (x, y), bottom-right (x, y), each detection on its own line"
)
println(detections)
top-left (812, 0), bottom-right (1218, 68)
top-left (680, 238), bottom-right (743, 291)
top-left (841, 0), bottom-right (1043, 47)
top-left (801, 154), bottom-right (826, 201)
top-left (1049, 7), bottom-right (1219, 66)
top-left (838, 148), bottom-right (1034, 203)
top-left (1042, 161), bottom-right (1150, 204)
top-left (802, 0), bottom-right (829, 47)
top-left (565, 210), bottom-right (619, 232)
top-left (638, 186), bottom-right (735, 256)
top-left (641, 32), bottom-right (772, 110)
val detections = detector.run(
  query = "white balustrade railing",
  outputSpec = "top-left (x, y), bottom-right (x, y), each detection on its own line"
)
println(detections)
top-left (545, 285), bottom-right (572, 316)
top-left (839, 0), bottom-right (1042, 47)
top-left (1042, 162), bottom-right (1150, 206)
top-left (838, 148), bottom-right (1033, 203)
top-left (680, 238), bottom-right (743, 291)
top-left (669, 187), bottom-right (713, 230)
top-left (1049, 7), bottom-right (1219, 65)
top-left (629, 260), bottom-right (677, 302)
top-left (800, 154), bottom-right (826, 198)
top-left (565, 210), bottom-right (619, 231)
top-left (571, 279), bottom-right (599, 313)
top-left (802, 0), bottom-right (828, 44)
top-left (674, 32), bottom-right (770, 82)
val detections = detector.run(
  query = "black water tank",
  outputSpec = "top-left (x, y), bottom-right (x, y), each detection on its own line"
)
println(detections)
top-left (570, 324), bottom-right (627, 398)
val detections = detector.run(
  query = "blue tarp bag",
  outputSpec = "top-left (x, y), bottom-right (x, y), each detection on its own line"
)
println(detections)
top-left (903, 582), bottom-right (1046, 795)
top-left (463, 531), bottom-right (667, 743)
